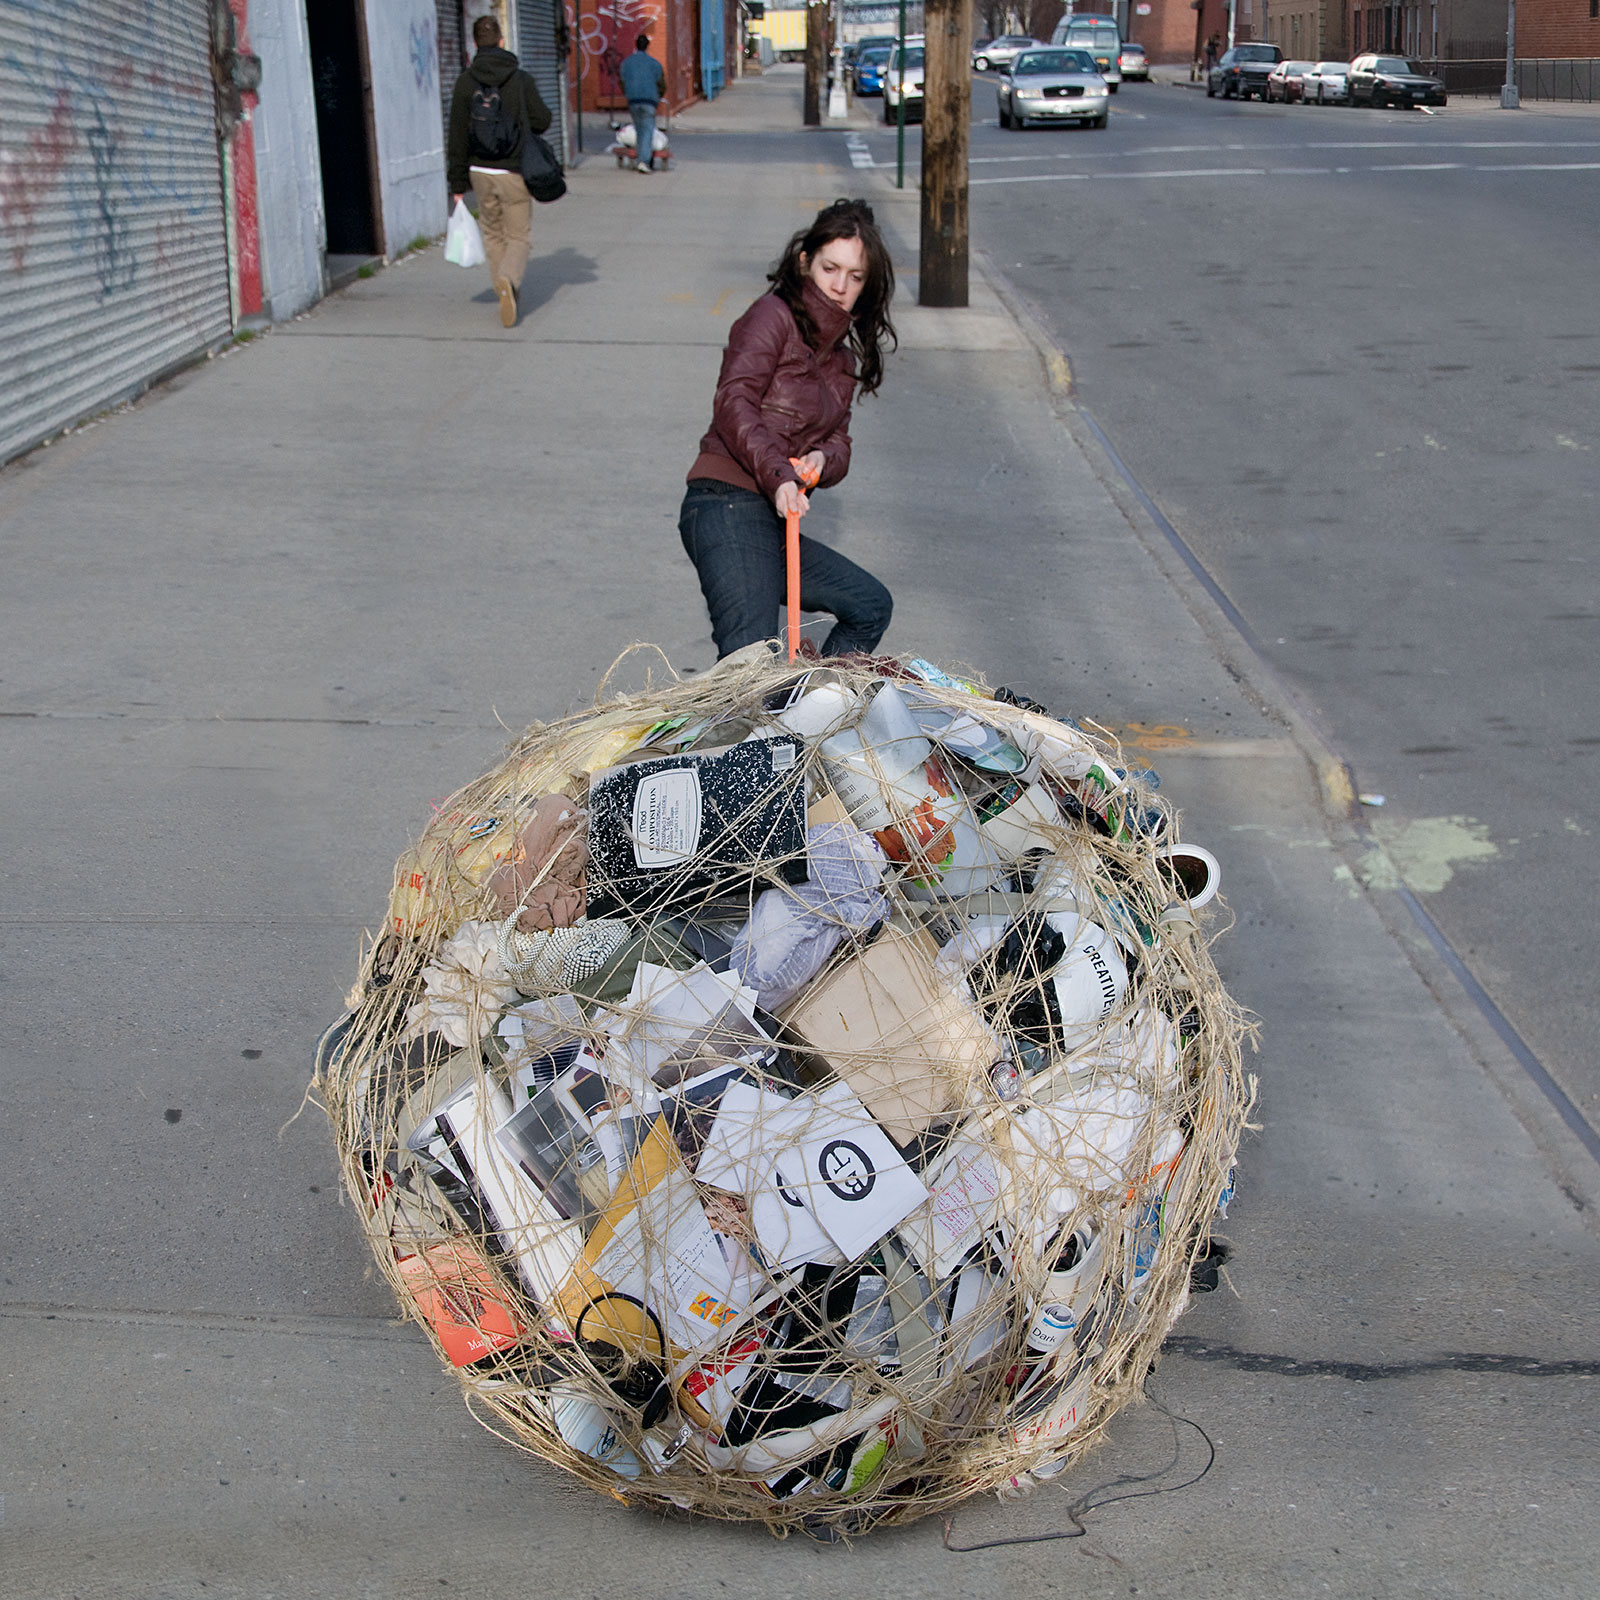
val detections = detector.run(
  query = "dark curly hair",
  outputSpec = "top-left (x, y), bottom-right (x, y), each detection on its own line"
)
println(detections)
top-left (768, 198), bottom-right (897, 397)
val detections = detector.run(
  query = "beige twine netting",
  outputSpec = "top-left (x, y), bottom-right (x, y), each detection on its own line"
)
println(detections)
top-left (317, 644), bottom-right (1253, 1535)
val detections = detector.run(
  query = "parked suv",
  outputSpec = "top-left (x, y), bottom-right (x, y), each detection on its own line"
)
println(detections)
top-left (1207, 43), bottom-right (1284, 99)
top-left (1346, 53), bottom-right (1448, 106)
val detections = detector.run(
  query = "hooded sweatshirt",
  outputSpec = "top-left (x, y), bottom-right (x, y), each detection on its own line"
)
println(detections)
top-left (447, 47), bottom-right (553, 194)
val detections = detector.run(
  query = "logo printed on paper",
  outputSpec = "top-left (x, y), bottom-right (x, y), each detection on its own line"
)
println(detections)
top-left (688, 1293), bottom-right (738, 1327)
top-left (819, 1139), bottom-right (877, 1202)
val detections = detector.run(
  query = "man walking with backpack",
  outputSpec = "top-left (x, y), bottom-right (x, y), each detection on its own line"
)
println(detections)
top-left (447, 15), bottom-right (552, 326)
top-left (619, 35), bottom-right (666, 175)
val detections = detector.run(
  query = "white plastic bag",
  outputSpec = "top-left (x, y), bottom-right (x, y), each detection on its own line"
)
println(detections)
top-left (444, 198), bottom-right (485, 269)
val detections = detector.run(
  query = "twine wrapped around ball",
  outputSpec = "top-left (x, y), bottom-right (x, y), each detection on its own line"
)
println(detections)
top-left (317, 646), bottom-right (1252, 1534)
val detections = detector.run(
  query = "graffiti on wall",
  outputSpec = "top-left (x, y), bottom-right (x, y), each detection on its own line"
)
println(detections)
top-left (410, 14), bottom-right (438, 92)
top-left (0, 9), bottom-right (224, 302)
top-left (565, 0), bottom-right (664, 101)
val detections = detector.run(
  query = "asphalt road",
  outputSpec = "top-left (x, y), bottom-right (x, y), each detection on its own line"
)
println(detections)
top-left (871, 79), bottom-right (1600, 1142)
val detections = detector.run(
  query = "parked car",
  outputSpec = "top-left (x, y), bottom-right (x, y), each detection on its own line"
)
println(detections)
top-left (883, 41), bottom-right (925, 122)
top-left (1206, 42), bottom-right (1284, 99)
top-left (1346, 53), bottom-right (1448, 106)
top-left (1265, 59), bottom-right (1315, 101)
top-left (1118, 41), bottom-right (1149, 80)
top-left (997, 47), bottom-right (1110, 129)
top-left (853, 43), bottom-right (893, 96)
top-left (1303, 60), bottom-right (1350, 102)
top-left (973, 35), bottom-right (1039, 72)
top-left (1050, 15), bottom-right (1123, 90)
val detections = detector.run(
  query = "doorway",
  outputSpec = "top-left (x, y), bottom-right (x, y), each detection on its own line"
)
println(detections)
top-left (307, 0), bottom-right (383, 260)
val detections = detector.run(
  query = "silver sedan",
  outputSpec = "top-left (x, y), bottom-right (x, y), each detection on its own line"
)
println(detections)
top-left (997, 47), bottom-right (1110, 130)
top-left (1304, 60), bottom-right (1350, 103)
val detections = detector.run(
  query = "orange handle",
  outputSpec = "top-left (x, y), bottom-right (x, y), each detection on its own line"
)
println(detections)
top-left (785, 458), bottom-right (818, 661)
top-left (785, 507), bottom-right (801, 661)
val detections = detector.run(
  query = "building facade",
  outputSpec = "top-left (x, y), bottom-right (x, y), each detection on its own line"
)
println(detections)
top-left (0, 0), bottom-right (452, 468)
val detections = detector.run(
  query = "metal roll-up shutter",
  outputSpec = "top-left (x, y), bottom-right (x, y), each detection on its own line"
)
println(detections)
top-left (514, 0), bottom-right (568, 163)
top-left (0, 0), bottom-right (232, 466)
top-left (437, 0), bottom-right (468, 135)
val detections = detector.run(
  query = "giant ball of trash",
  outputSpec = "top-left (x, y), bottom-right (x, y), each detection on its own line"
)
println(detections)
top-left (320, 648), bottom-right (1250, 1532)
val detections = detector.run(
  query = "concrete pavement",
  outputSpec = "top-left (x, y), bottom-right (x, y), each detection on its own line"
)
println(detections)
top-left (3, 63), bottom-right (1597, 1600)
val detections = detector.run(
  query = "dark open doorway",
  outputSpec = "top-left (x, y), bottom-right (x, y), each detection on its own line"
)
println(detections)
top-left (307, 0), bottom-right (383, 259)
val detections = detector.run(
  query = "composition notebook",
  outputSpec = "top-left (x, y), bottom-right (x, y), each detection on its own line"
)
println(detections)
top-left (586, 737), bottom-right (808, 920)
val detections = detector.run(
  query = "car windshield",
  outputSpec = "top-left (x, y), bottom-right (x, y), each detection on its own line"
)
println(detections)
top-left (1236, 45), bottom-right (1281, 61)
top-left (1314, 61), bottom-right (1346, 71)
top-left (1015, 50), bottom-right (1095, 73)
top-left (894, 47), bottom-right (924, 69)
top-left (1284, 60), bottom-right (1314, 71)
top-left (1373, 56), bottom-right (1416, 72)
top-left (860, 46), bottom-right (891, 64)
top-left (1122, 43), bottom-right (1145, 54)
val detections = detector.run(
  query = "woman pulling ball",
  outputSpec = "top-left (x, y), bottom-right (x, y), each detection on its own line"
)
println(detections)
top-left (678, 199), bottom-right (898, 659)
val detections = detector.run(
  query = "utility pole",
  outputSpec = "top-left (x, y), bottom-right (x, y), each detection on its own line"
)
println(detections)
top-left (919, 0), bottom-right (969, 305)
top-left (895, 0), bottom-right (907, 189)
top-left (804, 0), bottom-right (825, 125)
top-left (1501, 0), bottom-right (1519, 107)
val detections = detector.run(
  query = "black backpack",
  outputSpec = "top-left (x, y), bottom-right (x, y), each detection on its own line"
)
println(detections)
top-left (467, 81), bottom-right (519, 161)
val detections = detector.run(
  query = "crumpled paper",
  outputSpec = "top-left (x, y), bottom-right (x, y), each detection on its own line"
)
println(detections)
top-left (406, 920), bottom-right (522, 1046)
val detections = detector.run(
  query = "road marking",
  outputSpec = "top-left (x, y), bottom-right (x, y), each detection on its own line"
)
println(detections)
top-left (973, 167), bottom-right (1265, 184)
top-left (845, 132), bottom-right (874, 168)
top-left (1475, 161), bottom-right (1600, 171)
top-left (970, 158), bottom-right (1600, 186)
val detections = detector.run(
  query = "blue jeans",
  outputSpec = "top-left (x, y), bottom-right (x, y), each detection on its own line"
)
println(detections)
top-left (628, 99), bottom-right (657, 166)
top-left (678, 479), bottom-right (893, 659)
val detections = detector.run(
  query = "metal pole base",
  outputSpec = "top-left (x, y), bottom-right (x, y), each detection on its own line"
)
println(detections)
top-left (827, 84), bottom-right (849, 117)
top-left (1500, 83), bottom-right (1520, 107)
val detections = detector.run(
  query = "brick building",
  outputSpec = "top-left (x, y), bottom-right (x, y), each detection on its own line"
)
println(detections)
top-left (1513, 0), bottom-right (1600, 55)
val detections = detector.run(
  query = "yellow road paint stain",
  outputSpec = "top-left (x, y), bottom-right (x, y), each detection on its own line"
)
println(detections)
top-left (710, 287), bottom-right (733, 317)
top-left (1115, 722), bottom-right (1195, 751)
top-left (664, 291), bottom-right (696, 304)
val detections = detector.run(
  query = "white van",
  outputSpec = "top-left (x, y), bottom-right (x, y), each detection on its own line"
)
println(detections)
top-left (1050, 13), bottom-right (1122, 90)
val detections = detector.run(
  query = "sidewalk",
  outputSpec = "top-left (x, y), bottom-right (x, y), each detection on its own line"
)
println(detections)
top-left (3, 64), bottom-right (1598, 1600)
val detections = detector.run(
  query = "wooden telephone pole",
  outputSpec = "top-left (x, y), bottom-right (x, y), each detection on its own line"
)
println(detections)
top-left (918, 0), bottom-right (969, 306)
top-left (804, 1), bottom-right (826, 125)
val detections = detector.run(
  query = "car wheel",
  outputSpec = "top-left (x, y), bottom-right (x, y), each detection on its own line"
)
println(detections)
top-left (1109, 81), bottom-right (1118, 93)
top-left (1094, 110), bottom-right (1109, 128)
top-left (1206, 80), bottom-right (1216, 96)
top-left (883, 97), bottom-right (893, 123)
top-left (998, 99), bottom-right (1011, 127)
top-left (975, 55), bottom-right (990, 71)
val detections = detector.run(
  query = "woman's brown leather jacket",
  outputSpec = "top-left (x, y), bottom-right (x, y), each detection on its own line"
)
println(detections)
top-left (687, 280), bottom-right (856, 501)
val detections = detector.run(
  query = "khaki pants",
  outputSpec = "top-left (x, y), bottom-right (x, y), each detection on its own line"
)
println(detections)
top-left (469, 168), bottom-right (531, 291)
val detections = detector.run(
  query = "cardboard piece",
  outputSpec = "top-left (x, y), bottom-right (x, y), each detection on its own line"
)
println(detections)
top-left (784, 927), bottom-right (996, 1144)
